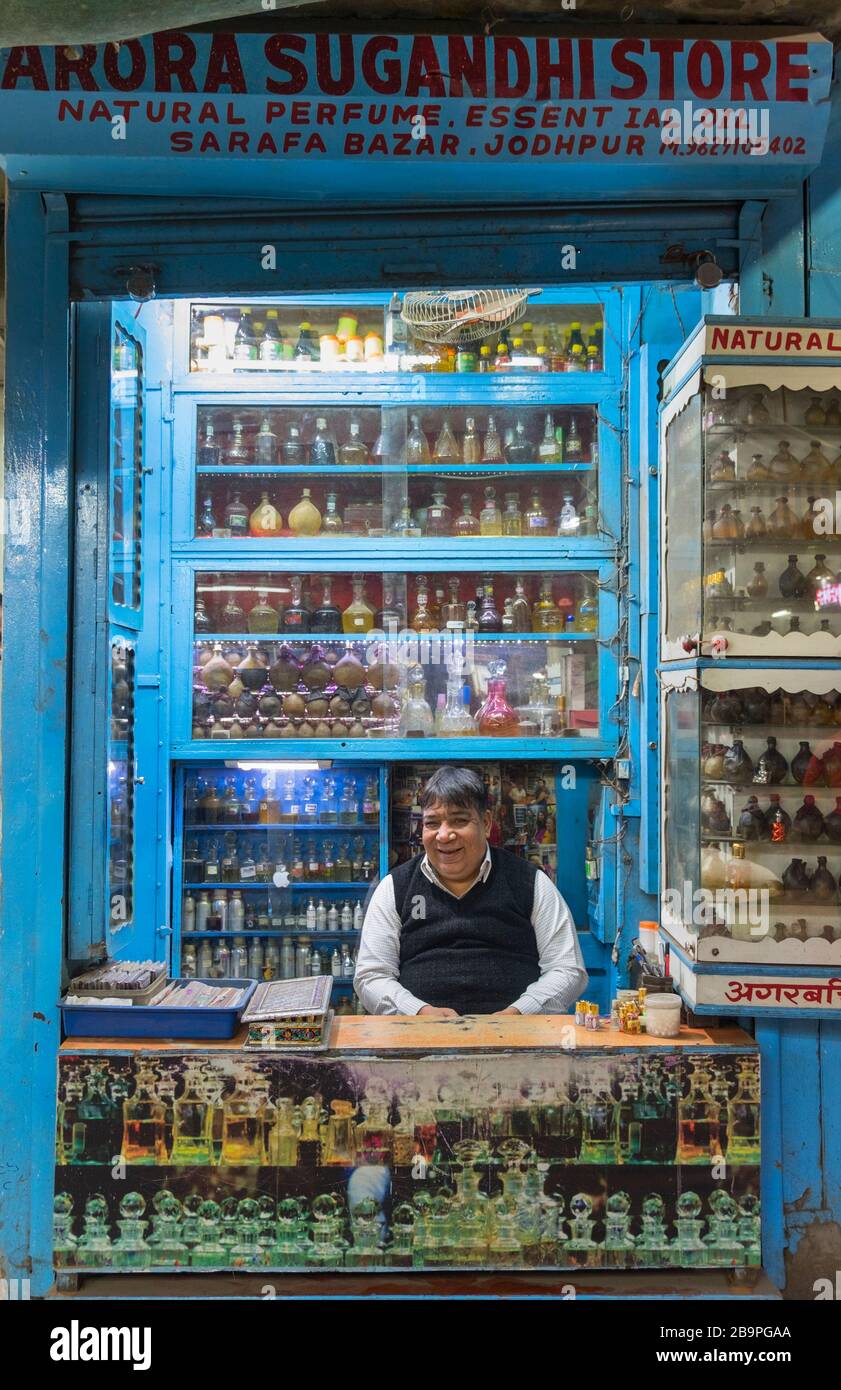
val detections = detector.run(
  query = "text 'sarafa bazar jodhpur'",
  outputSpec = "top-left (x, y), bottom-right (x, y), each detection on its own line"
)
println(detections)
top-left (0, 24), bottom-right (838, 1299)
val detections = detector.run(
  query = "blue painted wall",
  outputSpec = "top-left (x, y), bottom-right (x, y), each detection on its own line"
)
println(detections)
top-left (741, 69), bottom-right (841, 1299)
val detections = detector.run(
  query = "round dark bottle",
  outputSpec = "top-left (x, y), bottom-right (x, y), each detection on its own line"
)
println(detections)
top-left (752, 736), bottom-right (788, 786)
top-left (793, 794), bottom-right (825, 842)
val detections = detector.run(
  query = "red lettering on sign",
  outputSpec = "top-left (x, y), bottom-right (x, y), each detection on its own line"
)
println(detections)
top-left (316, 103), bottom-right (337, 125)
top-left (611, 41), bottom-right (647, 99)
top-left (229, 131), bottom-right (248, 152)
top-left (776, 42), bottom-right (810, 102)
top-left (197, 101), bottom-right (219, 123)
top-left (361, 36), bottom-right (401, 95)
top-left (55, 44), bottom-right (98, 91)
top-left (686, 40), bottom-right (724, 100)
top-left (828, 333), bottom-right (841, 352)
top-left (765, 331), bottom-right (782, 350)
top-left (1, 46), bottom-right (49, 90)
top-left (316, 33), bottom-right (354, 96)
top-left (199, 131), bottom-right (220, 151)
top-left (344, 132), bottom-right (364, 153)
top-left (88, 99), bottom-right (111, 121)
top-left (447, 36), bottom-right (486, 97)
top-left (731, 41), bottom-right (770, 101)
top-left (171, 131), bottom-right (192, 151)
top-left (649, 38), bottom-right (684, 99)
top-left (204, 33), bottom-right (246, 94)
top-left (513, 106), bottom-right (536, 129)
top-left (406, 35), bottom-right (446, 97)
top-left (305, 132), bottom-right (327, 153)
top-left (785, 331), bottom-right (803, 351)
top-left (730, 329), bottom-right (747, 349)
top-left (264, 34), bottom-right (307, 95)
top-left (57, 99), bottom-right (84, 122)
top-left (103, 39), bottom-right (146, 92)
top-left (152, 33), bottom-right (197, 92)
top-left (626, 133), bottom-right (645, 156)
top-left (710, 327), bottom-right (730, 349)
top-left (535, 38), bottom-right (574, 100)
top-left (805, 332), bottom-right (823, 351)
top-left (257, 133), bottom-right (277, 153)
top-left (579, 38), bottom-right (595, 100)
top-left (495, 37), bottom-right (530, 99)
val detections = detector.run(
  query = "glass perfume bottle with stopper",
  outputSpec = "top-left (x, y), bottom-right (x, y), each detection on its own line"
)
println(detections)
top-left (475, 659), bottom-right (519, 736)
top-left (399, 665), bottom-right (435, 737)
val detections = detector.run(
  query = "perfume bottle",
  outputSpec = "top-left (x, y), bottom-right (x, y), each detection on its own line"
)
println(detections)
top-left (477, 581), bottom-right (501, 632)
top-left (453, 493), bottom-right (480, 536)
top-left (475, 659), bottom-right (519, 736)
top-left (339, 415), bottom-right (369, 466)
top-left (399, 666), bottom-right (435, 736)
top-left (121, 1066), bottom-right (167, 1166)
top-left (462, 415), bottom-right (482, 465)
top-left (375, 576), bottom-right (404, 631)
top-left (310, 575), bottom-right (343, 634)
top-left (507, 417), bottom-right (531, 464)
top-left (564, 414), bottom-right (583, 461)
top-left (433, 416), bottom-right (460, 465)
top-left (635, 1193), bottom-right (671, 1268)
top-left (75, 1193), bottom-right (115, 1268)
top-left (288, 487), bottom-right (322, 537)
top-left (509, 577), bottom-right (531, 632)
top-left (219, 591), bottom-right (246, 633)
top-left (197, 416), bottom-right (221, 468)
top-left (170, 1063), bottom-right (214, 1165)
top-left (225, 490), bottom-right (249, 538)
top-left (479, 487), bottom-right (502, 536)
top-left (557, 494), bottom-right (580, 535)
top-left (221, 1066), bottom-right (267, 1165)
top-left (113, 1192), bottom-right (152, 1270)
top-left (281, 421), bottom-right (306, 467)
top-left (481, 414), bottom-right (505, 464)
top-left (532, 577), bottom-right (562, 632)
top-left (321, 492), bottom-right (343, 534)
top-left (538, 411), bottom-right (561, 463)
top-left (224, 416), bottom-right (250, 464)
top-left (671, 1191), bottom-right (707, 1267)
top-left (197, 496), bottom-right (217, 537)
top-left (406, 412), bottom-right (431, 466)
top-left (440, 577), bottom-right (465, 629)
top-left (310, 416), bottom-right (337, 467)
top-left (524, 490), bottom-right (550, 535)
top-left (726, 1060), bottom-right (760, 1164)
top-left (426, 489), bottom-right (452, 537)
top-left (563, 1192), bottom-right (599, 1265)
top-left (604, 1192), bottom-right (636, 1266)
top-left (253, 415), bottom-right (278, 466)
top-left (342, 574), bottom-right (375, 634)
top-left (501, 492), bottom-right (523, 536)
top-left (677, 1066), bottom-right (721, 1163)
top-left (768, 497), bottom-right (799, 539)
top-left (439, 674), bottom-right (476, 735)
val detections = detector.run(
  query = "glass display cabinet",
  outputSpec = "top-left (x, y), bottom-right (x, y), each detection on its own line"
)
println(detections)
top-left (186, 297), bottom-right (605, 377)
top-left (180, 565), bottom-right (607, 749)
top-left (661, 664), bottom-right (841, 1017)
top-left (660, 318), bottom-right (841, 662)
top-left (174, 762), bottom-right (384, 1002)
top-left (188, 402), bottom-right (600, 545)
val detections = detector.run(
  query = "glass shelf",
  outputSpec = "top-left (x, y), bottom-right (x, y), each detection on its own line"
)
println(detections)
top-left (662, 669), bottom-right (841, 968)
top-left (191, 568), bottom-right (600, 742)
top-left (193, 403), bottom-right (599, 543)
top-left (663, 379), bottom-right (841, 657)
top-left (188, 298), bottom-right (604, 377)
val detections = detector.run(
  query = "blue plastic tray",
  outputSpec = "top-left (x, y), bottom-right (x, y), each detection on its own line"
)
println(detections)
top-left (60, 977), bottom-right (258, 1040)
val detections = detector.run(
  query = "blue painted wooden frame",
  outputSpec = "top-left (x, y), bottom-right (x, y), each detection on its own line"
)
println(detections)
top-left (0, 191), bottom-right (71, 1297)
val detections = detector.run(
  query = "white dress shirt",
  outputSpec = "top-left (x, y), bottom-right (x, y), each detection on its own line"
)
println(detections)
top-left (354, 846), bottom-right (588, 1016)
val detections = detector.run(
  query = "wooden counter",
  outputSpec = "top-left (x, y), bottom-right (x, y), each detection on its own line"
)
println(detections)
top-left (60, 1013), bottom-right (756, 1055)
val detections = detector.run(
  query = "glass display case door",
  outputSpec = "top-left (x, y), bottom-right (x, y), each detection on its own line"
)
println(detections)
top-left (69, 303), bottom-right (161, 964)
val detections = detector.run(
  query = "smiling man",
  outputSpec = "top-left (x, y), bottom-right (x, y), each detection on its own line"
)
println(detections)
top-left (354, 766), bottom-right (588, 1018)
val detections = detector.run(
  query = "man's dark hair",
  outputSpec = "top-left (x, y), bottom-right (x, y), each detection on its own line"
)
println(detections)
top-left (418, 766), bottom-right (488, 816)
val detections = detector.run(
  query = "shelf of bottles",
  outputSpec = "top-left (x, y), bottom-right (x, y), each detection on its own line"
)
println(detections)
top-left (191, 569), bottom-right (600, 743)
top-left (664, 382), bottom-right (841, 659)
top-left (110, 322), bottom-right (143, 610)
top-left (391, 763), bottom-right (558, 880)
top-left (108, 639), bottom-right (135, 931)
top-left (188, 299), bottom-right (605, 377)
top-left (177, 764), bottom-right (379, 1000)
top-left (193, 404), bottom-right (599, 544)
top-left (54, 1048), bottom-right (760, 1272)
top-left (662, 670), bottom-right (841, 966)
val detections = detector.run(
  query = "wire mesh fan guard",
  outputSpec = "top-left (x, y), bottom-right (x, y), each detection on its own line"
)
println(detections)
top-left (399, 289), bottom-right (538, 345)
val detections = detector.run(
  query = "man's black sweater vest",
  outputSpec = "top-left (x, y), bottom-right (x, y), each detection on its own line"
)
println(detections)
top-left (391, 847), bottom-right (540, 1015)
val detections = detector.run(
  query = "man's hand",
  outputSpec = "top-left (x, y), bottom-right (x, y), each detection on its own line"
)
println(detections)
top-left (492, 1006), bottom-right (522, 1016)
top-left (418, 1005), bottom-right (460, 1019)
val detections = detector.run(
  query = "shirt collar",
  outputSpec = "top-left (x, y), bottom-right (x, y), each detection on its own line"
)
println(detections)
top-left (420, 844), bottom-right (492, 897)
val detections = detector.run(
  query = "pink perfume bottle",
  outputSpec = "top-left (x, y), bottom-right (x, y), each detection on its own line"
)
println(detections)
top-left (475, 660), bottom-right (520, 736)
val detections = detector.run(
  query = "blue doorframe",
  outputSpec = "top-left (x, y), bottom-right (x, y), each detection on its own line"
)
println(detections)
top-left (0, 191), bottom-right (72, 1296)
